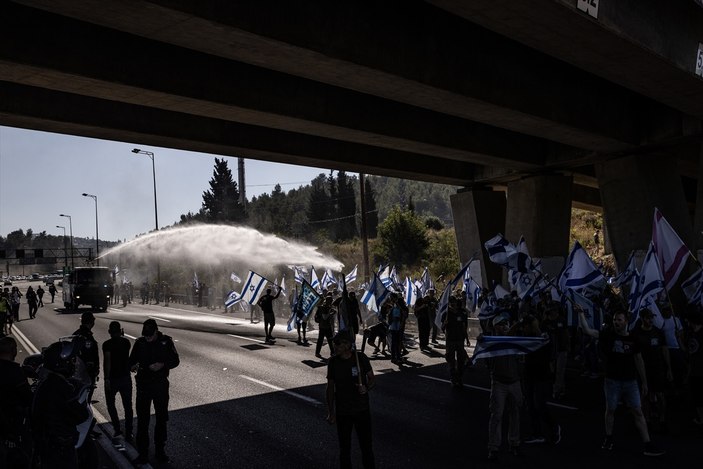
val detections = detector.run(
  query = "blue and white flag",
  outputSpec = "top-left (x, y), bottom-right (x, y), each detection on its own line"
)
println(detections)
top-left (310, 267), bottom-right (321, 292)
top-left (286, 286), bottom-right (299, 332)
top-left (193, 272), bottom-right (199, 289)
top-left (321, 269), bottom-right (336, 290)
top-left (631, 242), bottom-right (664, 313)
top-left (653, 208), bottom-right (691, 290)
top-left (224, 290), bottom-right (241, 308)
top-left (565, 289), bottom-right (601, 330)
top-left (240, 271), bottom-right (268, 305)
top-left (608, 251), bottom-right (636, 288)
top-left (435, 260), bottom-right (473, 329)
top-left (420, 267), bottom-right (434, 296)
top-left (472, 335), bottom-right (550, 363)
top-left (345, 265), bottom-right (358, 285)
top-left (298, 280), bottom-right (322, 321)
top-left (464, 274), bottom-right (482, 312)
top-left (360, 273), bottom-right (390, 313)
top-left (404, 277), bottom-right (417, 307)
top-left (558, 241), bottom-right (605, 292)
top-left (379, 265), bottom-right (393, 290)
top-left (230, 272), bottom-right (242, 284)
top-left (478, 290), bottom-right (497, 321)
top-left (485, 234), bottom-right (518, 267)
top-left (293, 266), bottom-right (305, 285)
top-left (682, 267), bottom-right (703, 305)
top-left (390, 266), bottom-right (402, 291)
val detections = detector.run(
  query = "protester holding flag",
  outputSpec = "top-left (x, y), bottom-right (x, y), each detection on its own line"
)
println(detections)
top-left (258, 286), bottom-right (282, 344)
top-left (578, 308), bottom-right (665, 456)
top-left (485, 313), bottom-right (523, 461)
top-left (442, 295), bottom-right (470, 387)
top-left (315, 294), bottom-right (336, 359)
top-left (413, 294), bottom-right (431, 351)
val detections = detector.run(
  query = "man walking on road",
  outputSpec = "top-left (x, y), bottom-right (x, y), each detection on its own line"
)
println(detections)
top-left (103, 321), bottom-right (133, 443)
top-left (129, 319), bottom-right (180, 464)
top-left (326, 331), bottom-right (376, 469)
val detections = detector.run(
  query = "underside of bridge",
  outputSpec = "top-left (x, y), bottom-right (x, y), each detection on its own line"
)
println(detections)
top-left (1, 0), bottom-right (702, 284)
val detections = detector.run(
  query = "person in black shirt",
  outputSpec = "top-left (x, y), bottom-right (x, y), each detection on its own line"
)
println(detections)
top-left (315, 294), bottom-right (336, 359)
top-left (258, 287), bottom-right (281, 343)
top-left (326, 331), bottom-right (376, 469)
top-left (129, 319), bottom-right (180, 464)
top-left (0, 336), bottom-right (32, 468)
top-left (632, 309), bottom-right (672, 432)
top-left (73, 312), bottom-right (99, 385)
top-left (579, 308), bottom-right (664, 456)
top-left (442, 296), bottom-right (470, 387)
top-left (103, 321), bottom-right (133, 442)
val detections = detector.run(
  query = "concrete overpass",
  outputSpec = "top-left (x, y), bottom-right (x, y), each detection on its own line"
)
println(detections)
top-left (1, 0), bottom-right (702, 284)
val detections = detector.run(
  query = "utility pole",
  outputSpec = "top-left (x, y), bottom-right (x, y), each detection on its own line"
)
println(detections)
top-left (359, 173), bottom-right (370, 284)
top-left (238, 157), bottom-right (247, 212)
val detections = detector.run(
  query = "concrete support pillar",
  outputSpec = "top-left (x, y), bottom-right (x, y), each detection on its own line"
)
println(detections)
top-left (596, 153), bottom-right (693, 269)
top-left (505, 174), bottom-right (573, 279)
top-left (450, 188), bottom-right (506, 288)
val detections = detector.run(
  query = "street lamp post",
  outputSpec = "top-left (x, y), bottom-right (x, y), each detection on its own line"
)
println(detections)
top-left (56, 225), bottom-right (67, 270)
top-left (59, 214), bottom-right (74, 270)
top-left (82, 193), bottom-right (99, 265)
top-left (132, 148), bottom-right (160, 285)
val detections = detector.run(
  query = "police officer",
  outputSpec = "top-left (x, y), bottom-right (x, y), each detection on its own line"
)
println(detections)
top-left (129, 319), bottom-right (179, 464)
top-left (0, 336), bottom-right (32, 468)
top-left (73, 312), bottom-right (99, 386)
top-left (102, 321), bottom-right (133, 442)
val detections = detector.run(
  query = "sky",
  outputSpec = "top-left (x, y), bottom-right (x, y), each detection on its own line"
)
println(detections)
top-left (0, 126), bottom-right (329, 242)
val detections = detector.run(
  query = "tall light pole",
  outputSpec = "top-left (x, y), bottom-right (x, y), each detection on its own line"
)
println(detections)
top-left (56, 225), bottom-right (68, 270)
top-left (82, 193), bottom-right (99, 265)
top-left (132, 148), bottom-right (160, 284)
top-left (59, 214), bottom-right (74, 270)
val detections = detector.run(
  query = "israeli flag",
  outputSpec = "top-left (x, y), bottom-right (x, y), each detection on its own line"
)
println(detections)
top-left (682, 267), bottom-right (703, 305)
top-left (240, 271), bottom-right (268, 305)
top-left (484, 234), bottom-right (517, 266)
top-left (558, 241), bottom-right (605, 292)
top-left (193, 272), bottom-right (199, 289)
top-left (293, 266), bottom-right (305, 285)
top-left (224, 290), bottom-right (241, 308)
top-left (310, 267), bottom-right (321, 292)
top-left (361, 273), bottom-right (390, 313)
top-left (230, 272), bottom-right (242, 284)
top-left (344, 265), bottom-right (358, 285)
top-left (564, 289), bottom-right (601, 330)
top-left (608, 251), bottom-right (636, 288)
top-left (472, 336), bottom-right (549, 363)
top-left (464, 274), bottom-right (482, 312)
top-left (631, 242), bottom-right (664, 313)
top-left (435, 260), bottom-right (473, 329)
top-left (404, 277), bottom-right (417, 306)
top-left (420, 267), bottom-right (433, 296)
top-left (379, 265), bottom-right (393, 290)
top-left (279, 276), bottom-right (287, 297)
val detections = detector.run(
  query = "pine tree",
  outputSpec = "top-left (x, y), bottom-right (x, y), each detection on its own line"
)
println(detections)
top-left (307, 174), bottom-right (331, 238)
top-left (364, 178), bottom-right (379, 238)
top-left (327, 170), bottom-right (338, 239)
top-left (336, 171), bottom-right (357, 240)
top-left (201, 158), bottom-right (245, 223)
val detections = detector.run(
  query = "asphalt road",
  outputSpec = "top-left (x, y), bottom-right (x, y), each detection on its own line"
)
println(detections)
top-left (7, 281), bottom-right (703, 469)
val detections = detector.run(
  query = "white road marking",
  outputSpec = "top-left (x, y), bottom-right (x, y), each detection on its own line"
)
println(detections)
top-left (148, 316), bottom-right (171, 322)
top-left (240, 374), bottom-right (321, 405)
top-left (12, 326), bottom-right (40, 354)
top-left (227, 334), bottom-right (267, 344)
top-left (124, 334), bottom-right (138, 340)
top-left (418, 375), bottom-right (578, 410)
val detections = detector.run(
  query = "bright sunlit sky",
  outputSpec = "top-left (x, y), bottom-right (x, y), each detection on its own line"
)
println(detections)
top-left (0, 126), bottom-right (329, 242)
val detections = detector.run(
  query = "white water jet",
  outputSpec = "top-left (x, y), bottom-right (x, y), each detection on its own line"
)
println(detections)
top-left (101, 225), bottom-right (343, 272)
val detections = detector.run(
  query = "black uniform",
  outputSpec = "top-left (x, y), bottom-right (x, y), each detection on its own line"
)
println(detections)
top-left (72, 325), bottom-right (100, 383)
top-left (0, 357), bottom-right (32, 468)
top-left (129, 331), bottom-right (179, 459)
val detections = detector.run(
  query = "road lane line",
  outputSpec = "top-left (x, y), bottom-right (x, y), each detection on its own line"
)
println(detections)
top-left (418, 375), bottom-right (578, 411)
top-left (12, 325), bottom-right (40, 354)
top-left (148, 316), bottom-right (171, 322)
top-left (227, 334), bottom-right (267, 344)
top-left (240, 374), bottom-right (321, 405)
